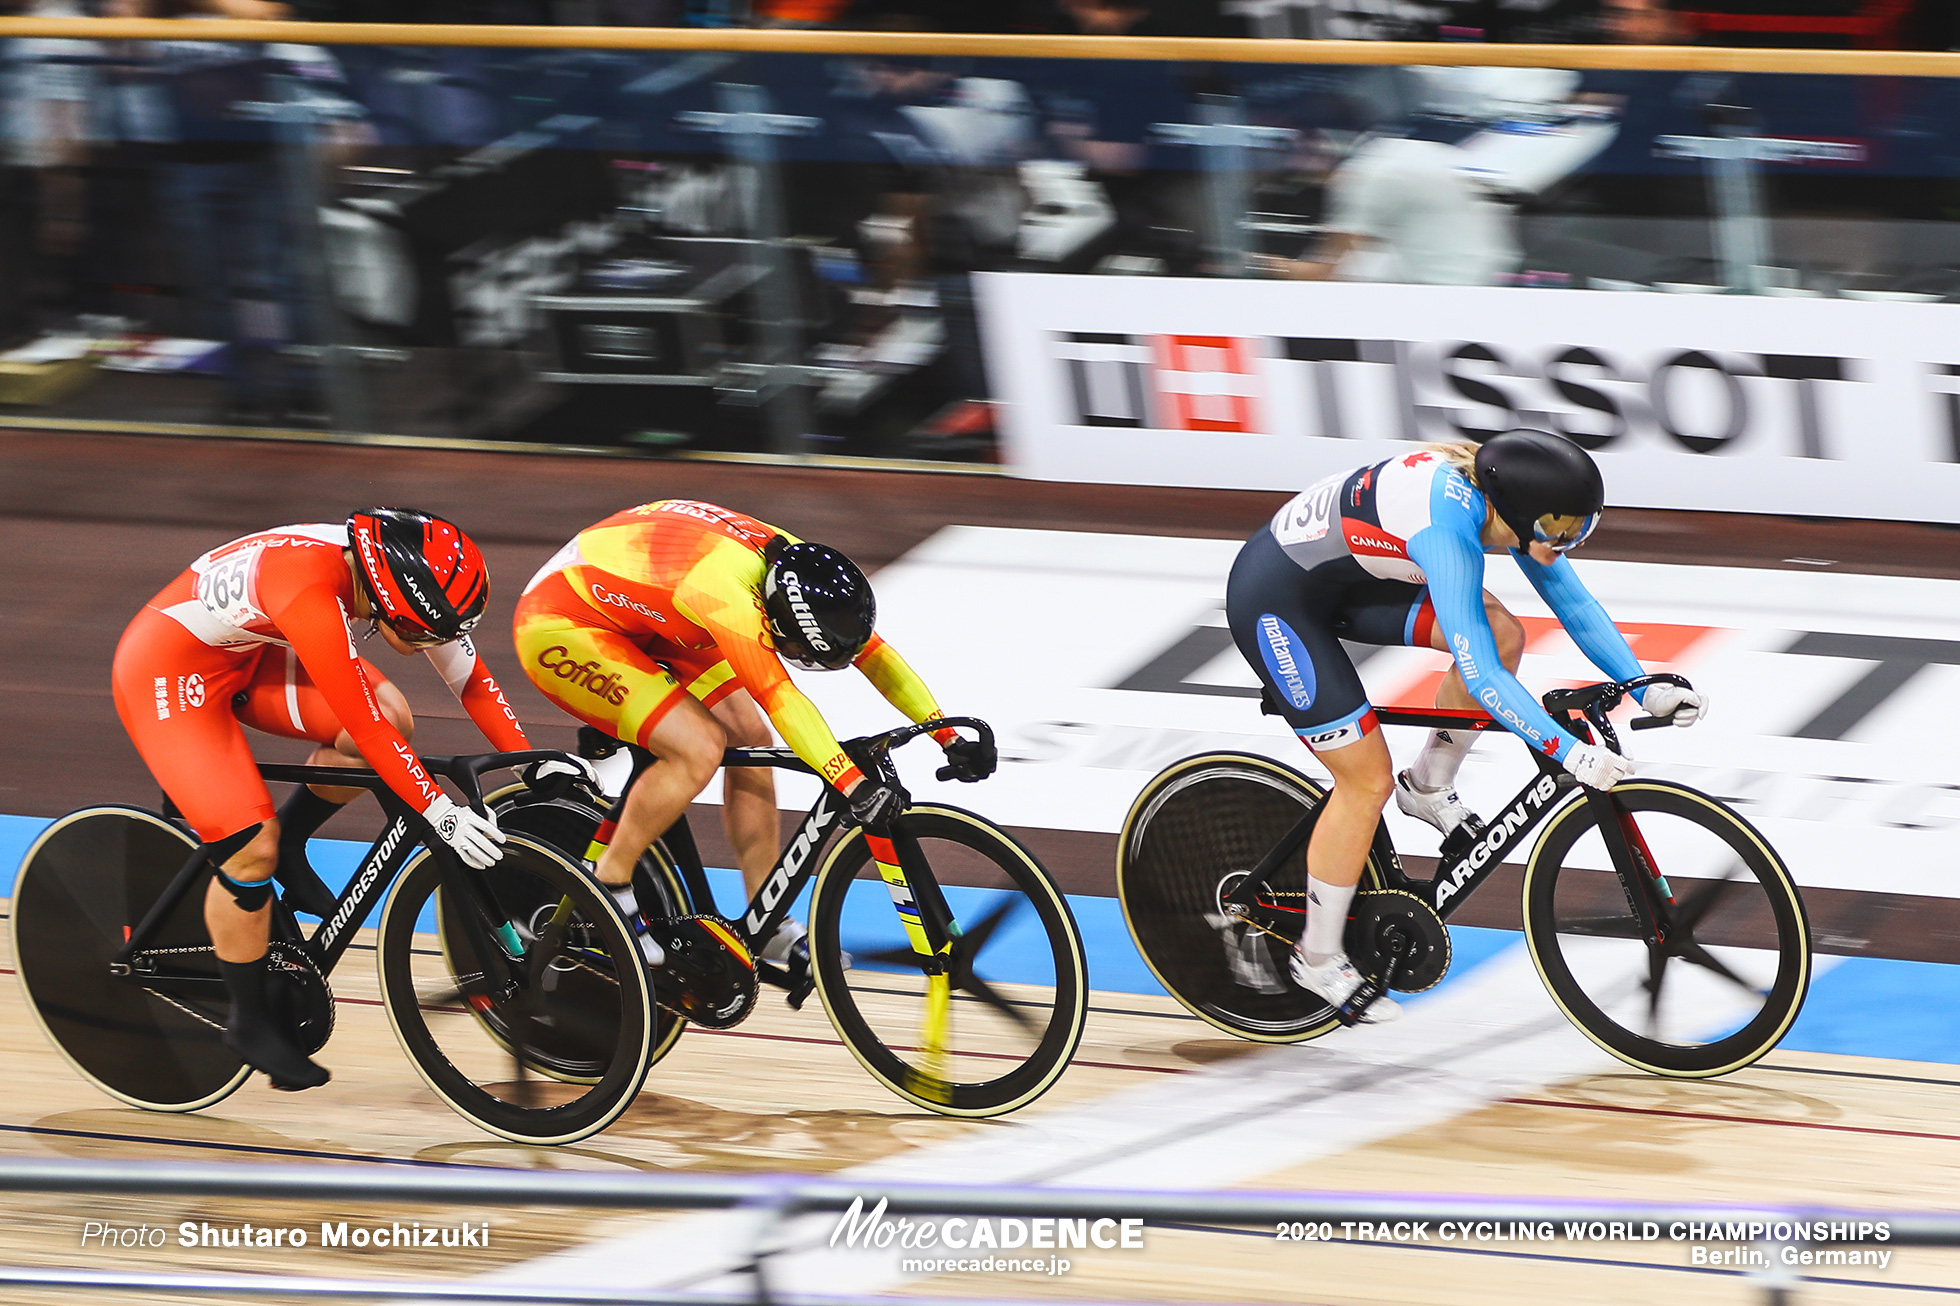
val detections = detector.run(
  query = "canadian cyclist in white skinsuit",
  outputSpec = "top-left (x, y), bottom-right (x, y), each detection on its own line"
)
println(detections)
top-left (1224, 430), bottom-right (1708, 1022)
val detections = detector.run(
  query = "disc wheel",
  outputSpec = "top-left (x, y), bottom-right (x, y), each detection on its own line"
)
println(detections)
top-left (1523, 780), bottom-right (1811, 1078)
top-left (481, 783), bottom-right (688, 1081)
top-left (377, 834), bottom-right (654, 1143)
top-left (12, 806), bottom-right (248, 1111)
top-left (1117, 753), bottom-right (1388, 1042)
top-left (810, 805), bottom-right (1086, 1117)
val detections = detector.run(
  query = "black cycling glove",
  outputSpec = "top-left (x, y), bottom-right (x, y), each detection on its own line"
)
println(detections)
top-left (940, 736), bottom-right (997, 783)
top-left (847, 781), bottom-right (907, 828)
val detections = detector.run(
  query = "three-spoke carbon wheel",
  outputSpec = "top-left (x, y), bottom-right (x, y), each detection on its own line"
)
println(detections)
top-left (377, 833), bottom-right (655, 1143)
top-left (1117, 753), bottom-right (1388, 1042)
top-left (484, 784), bottom-right (689, 1078)
top-left (810, 805), bottom-right (1086, 1117)
top-left (13, 806), bottom-right (249, 1110)
top-left (1523, 780), bottom-right (1811, 1077)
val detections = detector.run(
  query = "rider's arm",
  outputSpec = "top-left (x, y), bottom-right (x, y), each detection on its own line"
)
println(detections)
top-left (675, 551), bottom-right (868, 793)
top-left (852, 634), bottom-right (958, 746)
top-left (262, 582), bottom-right (452, 815)
top-left (1512, 551), bottom-right (1648, 696)
top-left (423, 636), bottom-right (531, 751)
top-left (1406, 522), bottom-right (1584, 762)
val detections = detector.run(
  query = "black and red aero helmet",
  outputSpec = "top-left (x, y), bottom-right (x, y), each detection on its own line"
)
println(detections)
top-left (346, 508), bottom-right (489, 645)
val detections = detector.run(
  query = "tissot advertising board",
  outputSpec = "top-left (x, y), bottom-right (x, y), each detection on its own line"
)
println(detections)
top-left (976, 273), bottom-right (1960, 523)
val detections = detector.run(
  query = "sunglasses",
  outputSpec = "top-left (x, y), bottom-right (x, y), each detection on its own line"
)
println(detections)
top-left (370, 613), bottom-right (454, 648)
top-left (1532, 511), bottom-right (1600, 554)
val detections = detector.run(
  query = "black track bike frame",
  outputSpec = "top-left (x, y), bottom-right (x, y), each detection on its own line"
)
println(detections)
top-left (1221, 677), bottom-right (1685, 937)
top-left (113, 751), bottom-right (567, 982)
top-left (586, 718), bottom-right (991, 970)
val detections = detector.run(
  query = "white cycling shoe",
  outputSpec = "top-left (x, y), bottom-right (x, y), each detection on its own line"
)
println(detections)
top-left (1394, 770), bottom-right (1480, 838)
top-left (1288, 950), bottom-right (1401, 1024)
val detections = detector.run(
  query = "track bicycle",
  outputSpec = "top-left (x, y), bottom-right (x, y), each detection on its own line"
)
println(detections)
top-left (1118, 675), bottom-right (1811, 1077)
top-left (12, 749), bottom-right (659, 1144)
top-left (484, 717), bottom-right (1090, 1117)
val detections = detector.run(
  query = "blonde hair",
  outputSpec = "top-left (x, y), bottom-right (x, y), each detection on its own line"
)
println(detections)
top-left (1424, 442), bottom-right (1481, 486)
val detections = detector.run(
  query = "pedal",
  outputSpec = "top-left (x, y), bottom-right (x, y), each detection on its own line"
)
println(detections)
top-left (1436, 814), bottom-right (1487, 863)
top-left (1334, 952), bottom-right (1398, 1028)
top-left (754, 957), bottom-right (817, 1010)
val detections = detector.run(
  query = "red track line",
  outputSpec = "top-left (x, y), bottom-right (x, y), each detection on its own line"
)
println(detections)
top-left (682, 1024), bottom-right (1184, 1073)
top-left (1507, 1095), bottom-right (1960, 1144)
top-left (0, 963), bottom-right (1181, 1076)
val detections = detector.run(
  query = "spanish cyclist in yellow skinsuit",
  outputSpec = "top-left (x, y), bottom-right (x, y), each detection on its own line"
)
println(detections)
top-left (513, 499), bottom-right (993, 972)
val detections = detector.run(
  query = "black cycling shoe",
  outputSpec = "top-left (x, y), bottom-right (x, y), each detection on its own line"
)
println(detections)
top-left (218, 958), bottom-right (332, 1090)
top-left (224, 1025), bottom-right (332, 1091)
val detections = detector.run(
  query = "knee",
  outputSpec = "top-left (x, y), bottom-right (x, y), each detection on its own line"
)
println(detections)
top-left (658, 713), bottom-right (729, 792)
top-left (1344, 762), bottom-right (1396, 810)
top-left (1488, 605), bottom-right (1527, 670)
top-left (222, 819), bottom-right (282, 883)
top-left (717, 699), bottom-right (773, 751)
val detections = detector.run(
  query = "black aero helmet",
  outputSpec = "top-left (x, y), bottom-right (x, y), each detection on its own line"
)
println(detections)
top-left (1472, 430), bottom-right (1605, 554)
top-left (761, 538), bottom-right (876, 671)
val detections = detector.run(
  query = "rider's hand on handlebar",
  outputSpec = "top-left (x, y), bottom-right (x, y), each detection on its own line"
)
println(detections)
top-left (1639, 680), bottom-right (1707, 727)
top-left (424, 794), bottom-right (507, 868)
top-left (1563, 742), bottom-right (1635, 791)
top-left (846, 778), bottom-right (907, 828)
top-left (939, 735), bottom-right (997, 783)
top-left (519, 754), bottom-right (601, 799)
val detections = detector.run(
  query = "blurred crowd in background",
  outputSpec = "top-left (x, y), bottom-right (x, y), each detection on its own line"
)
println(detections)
top-left (5, 0), bottom-right (1952, 48)
top-left (2, 0), bottom-right (1957, 452)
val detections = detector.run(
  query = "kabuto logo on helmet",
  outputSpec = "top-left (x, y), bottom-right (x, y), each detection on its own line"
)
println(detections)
top-left (778, 570), bottom-right (832, 654)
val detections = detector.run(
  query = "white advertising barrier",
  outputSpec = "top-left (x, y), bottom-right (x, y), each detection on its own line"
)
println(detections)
top-left (976, 272), bottom-right (1960, 523)
top-left (773, 526), bottom-right (1960, 903)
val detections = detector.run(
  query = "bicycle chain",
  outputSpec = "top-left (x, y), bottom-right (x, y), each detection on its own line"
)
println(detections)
top-left (120, 945), bottom-right (229, 1033)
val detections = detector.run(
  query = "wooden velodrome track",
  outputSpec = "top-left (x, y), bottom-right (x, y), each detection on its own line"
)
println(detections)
top-left (3, 427), bottom-right (1959, 1305)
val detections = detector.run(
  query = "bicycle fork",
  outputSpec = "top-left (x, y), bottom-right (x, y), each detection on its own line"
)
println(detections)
top-left (864, 823), bottom-right (958, 1103)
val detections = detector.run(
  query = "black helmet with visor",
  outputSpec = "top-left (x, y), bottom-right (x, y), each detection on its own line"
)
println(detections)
top-left (1472, 429), bottom-right (1604, 554)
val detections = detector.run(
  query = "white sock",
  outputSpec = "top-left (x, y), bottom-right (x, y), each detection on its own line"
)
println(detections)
top-left (1302, 876), bottom-right (1356, 964)
top-left (1410, 727), bottom-right (1476, 792)
top-left (607, 885), bottom-right (663, 965)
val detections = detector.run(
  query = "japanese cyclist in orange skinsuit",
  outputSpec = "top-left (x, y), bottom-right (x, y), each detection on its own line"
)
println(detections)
top-left (513, 500), bottom-right (995, 978)
top-left (111, 509), bottom-right (580, 1090)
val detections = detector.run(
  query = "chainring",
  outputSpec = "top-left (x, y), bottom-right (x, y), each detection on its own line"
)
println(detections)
top-left (1344, 889), bottom-right (1451, 993)
top-left (265, 940), bottom-right (335, 1055)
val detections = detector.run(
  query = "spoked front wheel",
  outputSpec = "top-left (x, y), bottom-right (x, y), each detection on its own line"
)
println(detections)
top-left (377, 834), bottom-right (655, 1143)
top-left (1117, 753), bottom-right (1388, 1042)
top-left (1524, 780), bottom-right (1810, 1077)
top-left (12, 806), bottom-right (249, 1111)
top-left (810, 805), bottom-right (1086, 1117)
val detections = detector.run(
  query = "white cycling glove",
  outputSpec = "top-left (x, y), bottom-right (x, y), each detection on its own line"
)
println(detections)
top-left (1563, 742), bottom-right (1635, 791)
top-left (423, 794), bottom-right (507, 869)
top-left (520, 754), bottom-right (602, 795)
top-left (1639, 681), bottom-right (1708, 726)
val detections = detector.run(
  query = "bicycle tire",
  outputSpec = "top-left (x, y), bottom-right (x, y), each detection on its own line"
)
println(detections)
top-left (1117, 753), bottom-right (1388, 1042)
top-left (1523, 779), bottom-right (1810, 1078)
top-left (377, 833), bottom-right (654, 1144)
top-left (809, 805), bottom-right (1087, 1117)
top-left (12, 806), bottom-right (249, 1111)
top-left (480, 783), bottom-right (688, 1081)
